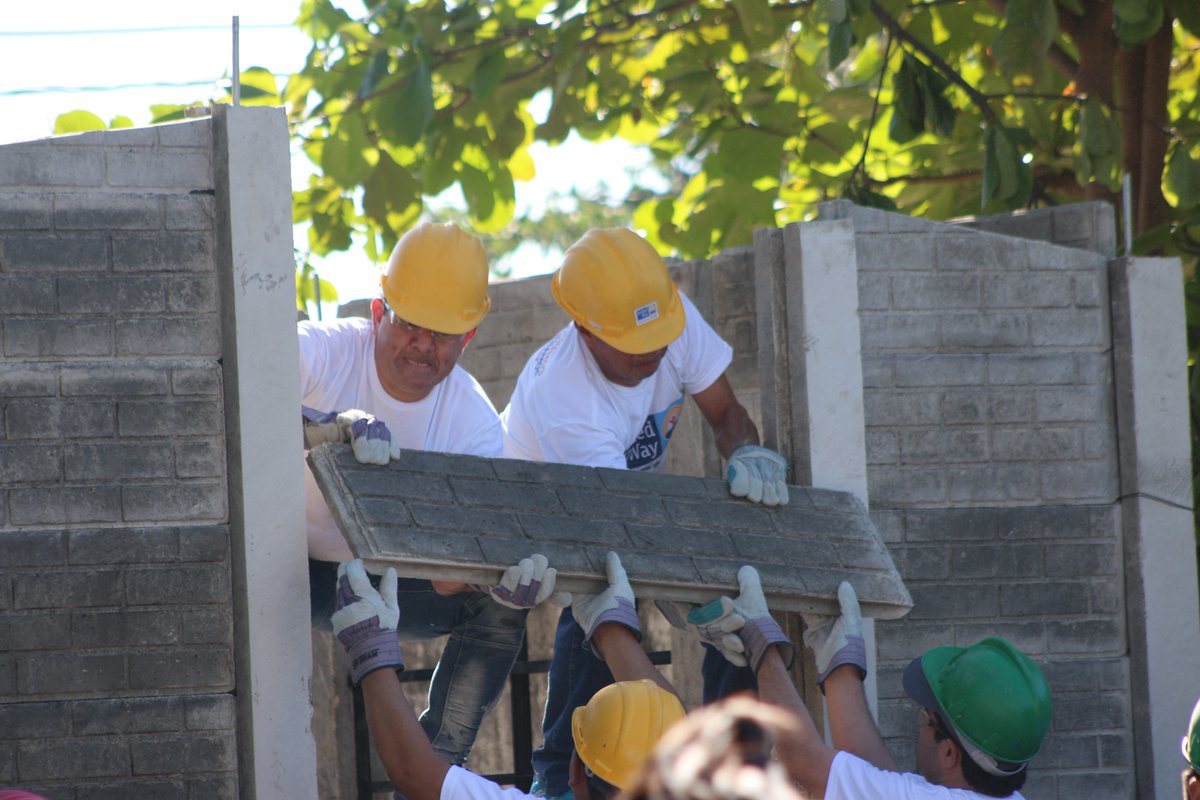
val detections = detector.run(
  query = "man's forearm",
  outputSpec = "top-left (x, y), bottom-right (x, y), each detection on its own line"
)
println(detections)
top-left (361, 669), bottom-right (450, 800)
top-left (823, 665), bottom-right (896, 771)
top-left (756, 646), bottom-right (835, 797)
top-left (591, 621), bottom-right (678, 699)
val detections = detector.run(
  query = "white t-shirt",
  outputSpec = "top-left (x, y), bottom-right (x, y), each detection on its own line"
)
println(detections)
top-left (441, 765), bottom-right (534, 800)
top-left (299, 317), bottom-right (503, 561)
top-left (826, 751), bottom-right (1023, 800)
top-left (500, 291), bottom-right (732, 472)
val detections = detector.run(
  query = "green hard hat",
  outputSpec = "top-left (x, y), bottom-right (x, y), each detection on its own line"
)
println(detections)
top-left (1183, 697), bottom-right (1200, 771)
top-left (903, 637), bottom-right (1052, 772)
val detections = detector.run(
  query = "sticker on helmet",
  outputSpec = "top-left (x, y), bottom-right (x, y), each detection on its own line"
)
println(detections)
top-left (634, 301), bottom-right (659, 326)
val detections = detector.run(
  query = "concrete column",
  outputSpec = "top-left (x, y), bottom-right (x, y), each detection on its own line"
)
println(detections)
top-left (1109, 256), bottom-right (1200, 800)
top-left (213, 106), bottom-right (318, 800)
top-left (753, 219), bottom-right (878, 715)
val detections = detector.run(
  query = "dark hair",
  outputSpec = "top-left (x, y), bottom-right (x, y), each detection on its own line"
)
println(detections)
top-left (929, 711), bottom-right (1027, 798)
top-left (586, 771), bottom-right (618, 800)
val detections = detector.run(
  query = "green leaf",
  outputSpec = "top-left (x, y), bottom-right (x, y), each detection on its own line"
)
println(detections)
top-left (1165, 143), bottom-right (1200, 209)
top-left (321, 114), bottom-right (375, 185)
top-left (709, 128), bottom-right (784, 181)
top-left (1115, 0), bottom-right (1164, 47)
top-left (991, 0), bottom-right (1058, 80)
top-left (109, 115), bottom-right (134, 129)
top-left (387, 59), bottom-right (435, 147)
top-left (888, 54), bottom-right (925, 143)
top-left (472, 50), bottom-right (507, 102)
top-left (828, 19), bottom-right (854, 70)
top-left (1166, 0), bottom-right (1200, 36)
top-left (54, 110), bottom-right (107, 134)
top-left (732, 0), bottom-right (777, 50)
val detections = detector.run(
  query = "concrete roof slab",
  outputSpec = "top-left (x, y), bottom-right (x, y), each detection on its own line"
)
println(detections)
top-left (308, 444), bottom-right (912, 619)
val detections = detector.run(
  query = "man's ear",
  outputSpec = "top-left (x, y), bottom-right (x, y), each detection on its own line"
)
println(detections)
top-left (940, 737), bottom-right (962, 772)
top-left (370, 298), bottom-right (385, 326)
top-left (460, 327), bottom-right (478, 352)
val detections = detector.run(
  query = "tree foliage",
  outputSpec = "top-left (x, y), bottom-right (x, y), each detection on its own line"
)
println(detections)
top-left (284, 0), bottom-right (1200, 264)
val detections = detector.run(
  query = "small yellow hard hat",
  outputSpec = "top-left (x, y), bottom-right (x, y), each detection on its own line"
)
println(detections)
top-left (551, 228), bottom-right (686, 355)
top-left (380, 222), bottom-right (490, 335)
top-left (571, 679), bottom-right (686, 790)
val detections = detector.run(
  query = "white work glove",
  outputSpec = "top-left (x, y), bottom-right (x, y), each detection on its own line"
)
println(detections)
top-left (656, 597), bottom-right (748, 667)
top-left (469, 554), bottom-right (572, 609)
top-left (331, 559), bottom-right (404, 684)
top-left (302, 405), bottom-right (401, 465)
top-left (801, 580), bottom-right (867, 689)
top-left (688, 566), bottom-right (794, 673)
top-left (572, 551), bottom-right (640, 656)
top-left (726, 445), bottom-right (789, 507)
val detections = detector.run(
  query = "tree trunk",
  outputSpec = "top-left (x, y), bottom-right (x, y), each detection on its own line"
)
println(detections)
top-left (1074, 0), bottom-right (1117, 203)
top-left (1134, 19), bottom-right (1174, 237)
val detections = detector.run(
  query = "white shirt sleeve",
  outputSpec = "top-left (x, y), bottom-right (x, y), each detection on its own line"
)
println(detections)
top-left (673, 291), bottom-right (733, 395)
top-left (440, 766), bottom-right (537, 800)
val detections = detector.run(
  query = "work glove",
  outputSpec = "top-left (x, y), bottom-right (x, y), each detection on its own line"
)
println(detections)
top-left (688, 566), bottom-right (794, 673)
top-left (302, 405), bottom-right (401, 466)
top-left (655, 597), bottom-right (748, 667)
top-left (801, 580), bottom-right (867, 689)
top-left (468, 554), bottom-right (572, 609)
top-left (572, 551), bottom-right (640, 656)
top-left (331, 559), bottom-right (404, 684)
top-left (726, 445), bottom-right (789, 507)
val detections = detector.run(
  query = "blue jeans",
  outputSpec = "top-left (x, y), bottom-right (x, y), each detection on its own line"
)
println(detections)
top-left (311, 559), bottom-right (528, 765)
top-left (531, 606), bottom-right (757, 797)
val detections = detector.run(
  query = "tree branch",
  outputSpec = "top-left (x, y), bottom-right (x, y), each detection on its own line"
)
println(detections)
top-left (868, 0), bottom-right (1000, 125)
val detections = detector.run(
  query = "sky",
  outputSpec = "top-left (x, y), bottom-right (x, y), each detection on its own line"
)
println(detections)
top-left (1, 0), bottom-right (653, 305)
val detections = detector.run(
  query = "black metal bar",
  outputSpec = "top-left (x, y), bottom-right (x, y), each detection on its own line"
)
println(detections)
top-left (352, 679), bottom-right (375, 800)
top-left (509, 640), bottom-right (534, 792)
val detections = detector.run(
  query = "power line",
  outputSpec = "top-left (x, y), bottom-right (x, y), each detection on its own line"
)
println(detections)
top-left (0, 80), bottom-right (219, 96)
top-left (0, 23), bottom-right (295, 37)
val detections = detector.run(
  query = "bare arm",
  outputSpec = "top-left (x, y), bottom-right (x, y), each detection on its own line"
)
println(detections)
top-left (591, 621), bottom-right (678, 699)
top-left (691, 374), bottom-right (759, 459)
top-left (755, 645), bottom-right (837, 797)
top-left (360, 669), bottom-right (451, 800)
top-left (824, 665), bottom-right (896, 771)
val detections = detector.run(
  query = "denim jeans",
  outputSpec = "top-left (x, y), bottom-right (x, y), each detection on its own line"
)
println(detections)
top-left (311, 559), bottom-right (528, 765)
top-left (530, 606), bottom-right (757, 797)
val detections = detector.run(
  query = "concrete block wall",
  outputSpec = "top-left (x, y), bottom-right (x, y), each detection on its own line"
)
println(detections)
top-left (818, 200), bottom-right (1131, 798)
top-left (0, 124), bottom-right (238, 797)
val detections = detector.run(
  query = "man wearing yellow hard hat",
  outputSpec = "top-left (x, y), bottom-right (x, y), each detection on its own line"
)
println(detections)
top-left (299, 222), bottom-right (563, 766)
top-left (500, 228), bottom-right (791, 799)
top-left (330, 551), bottom-right (685, 800)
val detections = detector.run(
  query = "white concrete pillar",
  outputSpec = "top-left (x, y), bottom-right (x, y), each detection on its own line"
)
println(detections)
top-left (753, 219), bottom-right (878, 715)
top-left (1110, 255), bottom-right (1200, 800)
top-left (213, 105), bottom-right (318, 800)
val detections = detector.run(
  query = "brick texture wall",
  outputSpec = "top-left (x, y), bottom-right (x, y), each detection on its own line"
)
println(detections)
top-left (819, 200), bottom-right (1130, 798)
top-left (0, 123), bottom-right (237, 798)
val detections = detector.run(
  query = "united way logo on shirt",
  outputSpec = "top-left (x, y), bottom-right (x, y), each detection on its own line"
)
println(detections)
top-left (624, 396), bottom-right (685, 471)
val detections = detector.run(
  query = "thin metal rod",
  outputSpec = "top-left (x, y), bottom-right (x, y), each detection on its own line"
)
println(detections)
top-left (1122, 173), bottom-right (1133, 256)
top-left (232, 16), bottom-right (241, 105)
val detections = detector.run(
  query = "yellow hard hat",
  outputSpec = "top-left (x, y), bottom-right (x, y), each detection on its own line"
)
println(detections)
top-left (571, 679), bottom-right (686, 790)
top-left (379, 222), bottom-right (490, 335)
top-left (551, 228), bottom-right (686, 355)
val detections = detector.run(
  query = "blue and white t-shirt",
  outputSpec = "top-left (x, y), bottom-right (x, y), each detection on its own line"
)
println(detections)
top-left (500, 291), bottom-right (732, 472)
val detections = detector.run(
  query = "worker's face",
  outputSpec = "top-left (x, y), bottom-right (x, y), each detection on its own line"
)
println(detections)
top-left (1185, 767), bottom-right (1200, 800)
top-left (372, 298), bottom-right (474, 402)
top-left (577, 325), bottom-right (668, 388)
top-left (915, 707), bottom-right (955, 784)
